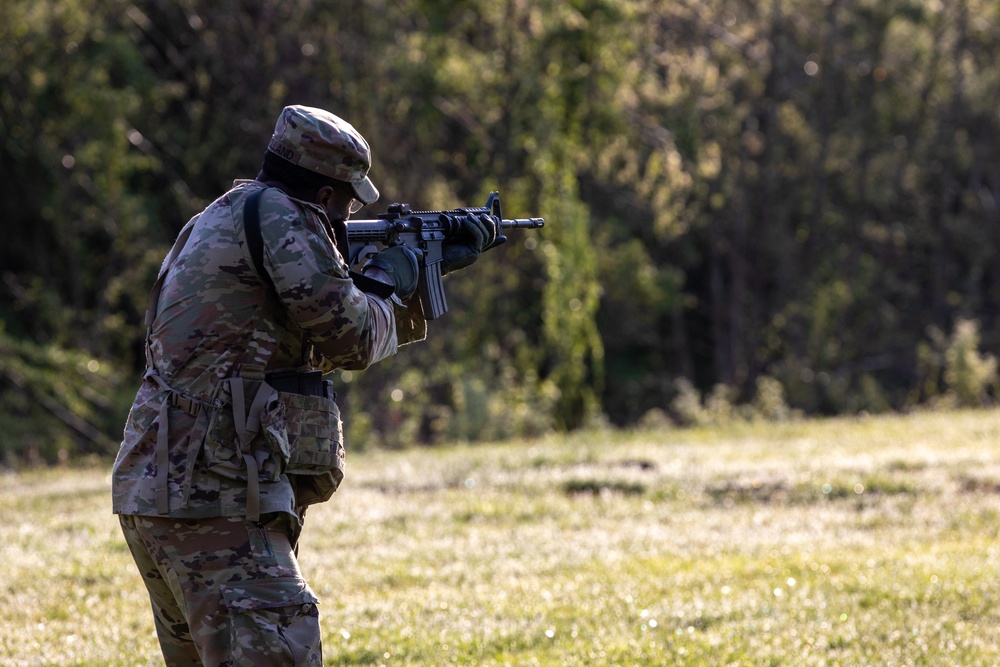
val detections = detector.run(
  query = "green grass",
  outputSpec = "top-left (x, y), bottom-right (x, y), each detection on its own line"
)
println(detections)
top-left (4, 409), bottom-right (1000, 665)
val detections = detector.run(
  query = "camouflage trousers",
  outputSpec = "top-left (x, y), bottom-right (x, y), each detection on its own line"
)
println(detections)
top-left (119, 513), bottom-right (322, 666)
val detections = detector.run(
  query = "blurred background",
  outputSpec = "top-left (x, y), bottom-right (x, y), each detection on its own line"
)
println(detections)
top-left (2, 0), bottom-right (998, 464)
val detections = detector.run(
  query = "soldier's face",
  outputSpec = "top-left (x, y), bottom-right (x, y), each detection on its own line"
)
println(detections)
top-left (318, 186), bottom-right (359, 222)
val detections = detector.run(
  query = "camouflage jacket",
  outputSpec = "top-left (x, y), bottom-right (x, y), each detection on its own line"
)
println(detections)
top-left (112, 180), bottom-right (425, 518)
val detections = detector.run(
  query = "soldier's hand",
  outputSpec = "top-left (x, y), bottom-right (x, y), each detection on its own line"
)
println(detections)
top-left (441, 214), bottom-right (500, 275)
top-left (364, 245), bottom-right (421, 300)
top-left (463, 213), bottom-right (500, 250)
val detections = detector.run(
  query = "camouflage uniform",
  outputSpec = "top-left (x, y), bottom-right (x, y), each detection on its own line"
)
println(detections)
top-left (113, 106), bottom-right (424, 665)
top-left (119, 513), bottom-right (320, 666)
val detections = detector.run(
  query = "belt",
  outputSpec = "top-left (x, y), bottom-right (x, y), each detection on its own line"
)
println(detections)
top-left (265, 370), bottom-right (334, 399)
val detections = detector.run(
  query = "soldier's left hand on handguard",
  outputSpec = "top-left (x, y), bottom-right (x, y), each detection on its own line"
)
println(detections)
top-left (441, 213), bottom-right (500, 274)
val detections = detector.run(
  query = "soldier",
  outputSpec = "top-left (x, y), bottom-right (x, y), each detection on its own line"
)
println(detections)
top-left (112, 105), bottom-right (498, 666)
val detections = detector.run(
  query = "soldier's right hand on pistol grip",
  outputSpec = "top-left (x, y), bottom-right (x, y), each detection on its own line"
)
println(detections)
top-left (363, 245), bottom-right (421, 300)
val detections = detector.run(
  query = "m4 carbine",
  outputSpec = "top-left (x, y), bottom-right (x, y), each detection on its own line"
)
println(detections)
top-left (345, 191), bottom-right (544, 319)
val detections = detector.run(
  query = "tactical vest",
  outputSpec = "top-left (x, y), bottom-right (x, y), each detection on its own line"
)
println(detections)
top-left (142, 187), bottom-right (344, 521)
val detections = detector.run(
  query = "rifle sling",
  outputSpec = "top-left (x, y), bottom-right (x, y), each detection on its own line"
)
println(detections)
top-left (243, 188), bottom-right (271, 290)
top-left (244, 187), bottom-right (394, 299)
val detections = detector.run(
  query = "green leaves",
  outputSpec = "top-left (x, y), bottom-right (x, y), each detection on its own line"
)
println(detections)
top-left (5, 0), bottom-right (1000, 458)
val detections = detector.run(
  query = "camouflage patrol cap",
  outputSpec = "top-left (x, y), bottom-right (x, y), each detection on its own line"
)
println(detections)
top-left (267, 105), bottom-right (379, 204)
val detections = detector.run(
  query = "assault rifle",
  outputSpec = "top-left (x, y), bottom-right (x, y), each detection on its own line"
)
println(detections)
top-left (345, 191), bottom-right (544, 319)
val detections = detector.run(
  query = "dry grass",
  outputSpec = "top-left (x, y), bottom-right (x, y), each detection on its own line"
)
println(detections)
top-left (3, 409), bottom-right (1000, 665)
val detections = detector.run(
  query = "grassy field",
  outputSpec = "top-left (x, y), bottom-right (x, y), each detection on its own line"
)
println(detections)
top-left (2, 409), bottom-right (1000, 666)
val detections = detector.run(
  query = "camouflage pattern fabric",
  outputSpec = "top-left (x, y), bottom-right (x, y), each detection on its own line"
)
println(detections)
top-left (120, 512), bottom-right (321, 666)
top-left (112, 181), bottom-right (423, 519)
top-left (113, 106), bottom-right (427, 665)
top-left (268, 105), bottom-right (379, 205)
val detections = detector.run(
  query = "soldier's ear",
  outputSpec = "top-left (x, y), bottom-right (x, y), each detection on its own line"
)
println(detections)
top-left (315, 185), bottom-right (336, 208)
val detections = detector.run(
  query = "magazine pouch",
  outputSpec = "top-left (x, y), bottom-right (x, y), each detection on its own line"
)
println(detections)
top-left (278, 389), bottom-right (345, 507)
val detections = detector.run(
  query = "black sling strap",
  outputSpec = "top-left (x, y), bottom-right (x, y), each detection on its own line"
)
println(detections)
top-left (243, 188), bottom-right (271, 289)
top-left (243, 187), bottom-right (394, 299)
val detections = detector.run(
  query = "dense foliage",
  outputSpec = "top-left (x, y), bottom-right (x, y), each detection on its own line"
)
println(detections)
top-left (2, 0), bottom-right (998, 460)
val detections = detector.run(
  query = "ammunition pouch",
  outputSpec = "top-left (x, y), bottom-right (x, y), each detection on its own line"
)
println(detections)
top-left (203, 370), bottom-right (345, 518)
top-left (277, 390), bottom-right (345, 507)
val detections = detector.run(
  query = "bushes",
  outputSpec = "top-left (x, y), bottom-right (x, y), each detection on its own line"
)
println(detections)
top-left (659, 375), bottom-right (797, 428)
top-left (0, 328), bottom-right (131, 466)
top-left (915, 319), bottom-right (998, 409)
top-left (646, 317), bottom-right (998, 430)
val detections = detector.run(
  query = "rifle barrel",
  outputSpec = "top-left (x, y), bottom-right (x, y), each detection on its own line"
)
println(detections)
top-left (501, 217), bottom-right (545, 229)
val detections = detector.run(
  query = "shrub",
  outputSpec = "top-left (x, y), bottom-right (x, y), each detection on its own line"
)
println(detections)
top-left (752, 375), bottom-right (792, 422)
top-left (670, 377), bottom-right (707, 426)
top-left (944, 319), bottom-right (998, 407)
top-left (914, 318), bottom-right (997, 409)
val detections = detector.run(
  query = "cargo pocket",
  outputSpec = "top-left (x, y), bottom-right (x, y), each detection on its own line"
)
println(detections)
top-left (220, 577), bottom-right (321, 667)
top-left (277, 392), bottom-right (345, 507)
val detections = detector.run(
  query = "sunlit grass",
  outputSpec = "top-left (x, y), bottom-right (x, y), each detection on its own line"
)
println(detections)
top-left (3, 409), bottom-right (1000, 665)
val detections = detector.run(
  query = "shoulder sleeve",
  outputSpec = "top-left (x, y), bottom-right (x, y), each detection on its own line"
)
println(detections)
top-left (251, 189), bottom-right (393, 366)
